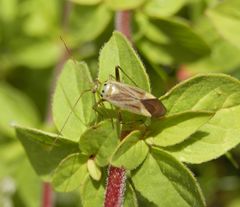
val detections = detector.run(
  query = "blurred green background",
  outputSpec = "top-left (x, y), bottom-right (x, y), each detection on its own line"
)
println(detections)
top-left (0, 0), bottom-right (240, 206)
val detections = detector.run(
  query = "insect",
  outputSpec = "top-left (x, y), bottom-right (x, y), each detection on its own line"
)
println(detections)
top-left (99, 66), bottom-right (166, 118)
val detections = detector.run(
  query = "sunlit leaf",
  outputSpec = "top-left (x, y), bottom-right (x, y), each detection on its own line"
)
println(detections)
top-left (52, 153), bottom-right (88, 192)
top-left (149, 111), bottom-right (213, 147)
top-left (68, 4), bottom-right (112, 45)
top-left (0, 83), bottom-right (40, 137)
top-left (53, 60), bottom-right (95, 141)
top-left (79, 120), bottom-right (119, 167)
top-left (144, 0), bottom-right (187, 17)
top-left (207, 0), bottom-right (240, 49)
top-left (99, 31), bottom-right (150, 92)
top-left (105, 0), bottom-right (145, 10)
top-left (160, 74), bottom-right (240, 163)
top-left (15, 125), bottom-right (79, 180)
top-left (111, 131), bottom-right (149, 170)
top-left (70, 0), bottom-right (102, 5)
top-left (132, 149), bottom-right (205, 207)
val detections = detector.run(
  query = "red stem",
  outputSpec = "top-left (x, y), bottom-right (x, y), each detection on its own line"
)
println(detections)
top-left (42, 183), bottom-right (53, 207)
top-left (104, 167), bottom-right (126, 207)
top-left (115, 11), bottom-right (132, 41)
top-left (104, 10), bottom-right (132, 207)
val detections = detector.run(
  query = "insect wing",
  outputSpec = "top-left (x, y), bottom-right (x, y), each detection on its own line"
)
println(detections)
top-left (102, 81), bottom-right (166, 117)
top-left (140, 99), bottom-right (166, 118)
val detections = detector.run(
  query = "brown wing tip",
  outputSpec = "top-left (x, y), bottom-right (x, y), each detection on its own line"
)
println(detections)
top-left (141, 99), bottom-right (166, 118)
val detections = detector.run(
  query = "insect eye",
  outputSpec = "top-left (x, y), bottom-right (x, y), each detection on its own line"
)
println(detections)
top-left (104, 83), bottom-right (107, 86)
top-left (100, 94), bottom-right (103, 97)
top-left (102, 90), bottom-right (104, 93)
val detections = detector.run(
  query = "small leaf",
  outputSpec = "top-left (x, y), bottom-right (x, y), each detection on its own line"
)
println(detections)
top-left (0, 82), bottom-right (40, 137)
top-left (52, 153), bottom-right (88, 192)
top-left (149, 111), bottom-right (213, 147)
top-left (99, 31), bottom-right (150, 92)
top-left (80, 175), bottom-right (105, 207)
top-left (111, 131), bottom-right (149, 170)
top-left (132, 149), bottom-right (205, 207)
top-left (105, 0), bottom-right (145, 10)
top-left (207, 0), bottom-right (240, 49)
top-left (161, 74), bottom-right (240, 114)
top-left (123, 183), bottom-right (138, 207)
top-left (14, 125), bottom-right (79, 180)
top-left (165, 105), bottom-right (240, 163)
top-left (87, 159), bottom-right (101, 181)
top-left (68, 4), bottom-right (112, 45)
top-left (135, 13), bottom-right (210, 64)
top-left (15, 41), bottom-right (62, 69)
top-left (79, 120), bottom-right (119, 166)
top-left (14, 158), bottom-right (41, 207)
top-left (70, 0), bottom-right (102, 5)
top-left (186, 17), bottom-right (240, 73)
top-left (0, 0), bottom-right (17, 22)
top-left (160, 74), bottom-right (240, 163)
top-left (53, 60), bottom-right (95, 141)
top-left (143, 0), bottom-right (187, 17)
top-left (138, 38), bottom-right (173, 65)
top-left (185, 40), bottom-right (240, 73)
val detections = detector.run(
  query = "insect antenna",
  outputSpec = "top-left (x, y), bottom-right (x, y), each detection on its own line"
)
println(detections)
top-left (50, 37), bottom-right (99, 149)
top-left (50, 88), bottom-right (93, 149)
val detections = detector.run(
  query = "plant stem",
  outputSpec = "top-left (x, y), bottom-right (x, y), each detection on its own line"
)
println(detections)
top-left (104, 10), bottom-right (132, 207)
top-left (115, 11), bottom-right (132, 41)
top-left (42, 183), bottom-right (53, 207)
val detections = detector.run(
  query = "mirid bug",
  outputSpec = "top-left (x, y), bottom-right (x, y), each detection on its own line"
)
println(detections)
top-left (100, 80), bottom-right (166, 118)
top-left (99, 66), bottom-right (166, 118)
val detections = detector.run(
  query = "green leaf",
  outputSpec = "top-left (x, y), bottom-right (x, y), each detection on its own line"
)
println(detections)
top-left (52, 153), bottom-right (88, 192)
top-left (0, 82), bottom-right (40, 137)
top-left (105, 0), bottom-right (145, 10)
top-left (14, 125), bottom-right (79, 180)
top-left (15, 41), bottom-right (62, 69)
top-left (53, 60), bottom-right (95, 141)
top-left (132, 149), bottom-right (205, 207)
top-left (135, 13), bottom-right (210, 64)
top-left (68, 4), bottom-right (112, 45)
top-left (81, 175), bottom-right (105, 207)
top-left (186, 17), bottom-right (240, 73)
top-left (22, 0), bottom-right (59, 36)
top-left (149, 111), bottom-right (213, 147)
top-left (207, 0), bottom-right (240, 49)
top-left (160, 74), bottom-right (240, 163)
top-left (123, 183), bottom-right (138, 207)
top-left (143, 0), bottom-right (187, 17)
top-left (99, 31), bottom-right (150, 92)
top-left (0, 142), bottom-right (24, 177)
top-left (165, 105), bottom-right (240, 163)
top-left (79, 120), bottom-right (119, 167)
top-left (111, 131), bottom-right (149, 170)
top-left (70, 0), bottom-right (102, 5)
top-left (0, 0), bottom-right (17, 22)
top-left (185, 40), bottom-right (240, 73)
top-left (87, 159), bottom-right (101, 181)
top-left (160, 74), bottom-right (240, 114)
top-left (135, 191), bottom-right (157, 207)
top-left (14, 158), bottom-right (41, 207)
top-left (137, 38), bottom-right (174, 65)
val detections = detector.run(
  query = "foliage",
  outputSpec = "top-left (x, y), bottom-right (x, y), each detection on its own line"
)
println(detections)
top-left (14, 32), bottom-right (240, 206)
top-left (1, 0), bottom-right (240, 207)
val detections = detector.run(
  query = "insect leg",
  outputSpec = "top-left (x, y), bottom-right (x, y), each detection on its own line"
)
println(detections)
top-left (115, 65), bottom-right (138, 87)
top-left (115, 65), bottom-right (121, 82)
